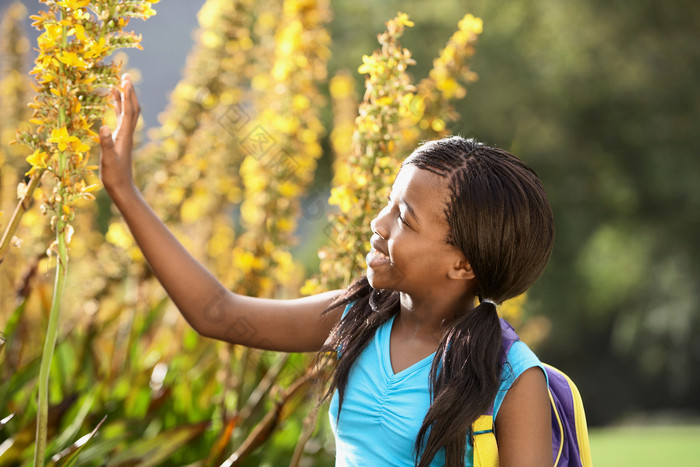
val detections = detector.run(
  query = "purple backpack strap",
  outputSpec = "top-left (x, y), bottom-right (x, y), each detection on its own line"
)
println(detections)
top-left (483, 319), bottom-right (520, 417)
top-left (499, 318), bottom-right (519, 352)
top-left (499, 318), bottom-right (520, 374)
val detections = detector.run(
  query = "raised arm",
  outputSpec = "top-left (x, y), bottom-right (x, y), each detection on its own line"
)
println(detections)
top-left (98, 75), bottom-right (343, 352)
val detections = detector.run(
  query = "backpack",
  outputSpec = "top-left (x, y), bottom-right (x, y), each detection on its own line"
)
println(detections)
top-left (472, 319), bottom-right (593, 467)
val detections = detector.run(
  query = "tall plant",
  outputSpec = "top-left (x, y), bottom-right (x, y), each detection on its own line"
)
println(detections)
top-left (304, 13), bottom-right (417, 293)
top-left (231, 0), bottom-right (331, 297)
top-left (1, 1), bottom-right (157, 463)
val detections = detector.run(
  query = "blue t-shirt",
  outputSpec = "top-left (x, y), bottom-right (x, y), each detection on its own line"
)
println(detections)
top-left (329, 309), bottom-right (544, 466)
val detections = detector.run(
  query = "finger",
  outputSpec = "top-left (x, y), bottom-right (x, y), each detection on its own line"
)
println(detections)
top-left (114, 103), bottom-right (124, 139)
top-left (122, 76), bottom-right (140, 129)
top-left (112, 87), bottom-right (122, 116)
top-left (120, 75), bottom-right (134, 123)
top-left (114, 77), bottom-right (130, 137)
top-left (99, 125), bottom-right (115, 158)
top-left (113, 84), bottom-right (125, 133)
top-left (127, 77), bottom-right (140, 119)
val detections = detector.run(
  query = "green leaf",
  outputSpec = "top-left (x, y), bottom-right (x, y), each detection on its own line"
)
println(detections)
top-left (0, 300), bottom-right (27, 380)
top-left (1, 299), bottom-right (26, 342)
top-left (51, 386), bottom-right (99, 452)
top-left (124, 386), bottom-right (151, 419)
top-left (107, 421), bottom-right (210, 467)
top-left (53, 415), bottom-right (107, 467)
top-left (0, 353), bottom-right (41, 417)
top-left (66, 421), bottom-right (130, 462)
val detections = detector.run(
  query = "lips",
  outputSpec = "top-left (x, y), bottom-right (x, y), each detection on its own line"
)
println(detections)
top-left (367, 235), bottom-right (391, 268)
top-left (370, 235), bottom-right (389, 258)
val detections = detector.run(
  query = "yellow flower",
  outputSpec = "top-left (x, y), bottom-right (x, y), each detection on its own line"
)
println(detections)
top-left (58, 0), bottom-right (90, 10)
top-left (70, 24), bottom-right (88, 42)
top-left (279, 181), bottom-right (300, 198)
top-left (276, 217), bottom-right (296, 233)
top-left (431, 118), bottom-right (446, 132)
top-left (74, 139), bottom-right (91, 153)
top-left (57, 51), bottom-right (89, 70)
top-left (48, 127), bottom-right (86, 152)
top-left (459, 14), bottom-right (483, 35)
top-left (84, 37), bottom-right (110, 59)
top-left (232, 248), bottom-right (264, 273)
top-left (37, 24), bottom-right (63, 51)
top-left (31, 53), bottom-right (58, 78)
top-left (26, 149), bottom-right (49, 175)
top-left (328, 186), bottom-right (356, 213)
top-left (135, 4), bottom-right (157, 19)
top-left (435, 76), bottom-right (460, 99)
top-left (395, 12), bottom-right (414, 28)
top-left (72, 8), bottom-right (90, 21)
top-left (357, 54), bottom-right (374, 75)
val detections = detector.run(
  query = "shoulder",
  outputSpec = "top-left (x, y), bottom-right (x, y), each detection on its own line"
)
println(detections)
top-left (493, 342), bottom-right (552, 466)
top-left (505, 341), bottom-right (545, 383)
top-left (494, 340), bottom-right (547, 418)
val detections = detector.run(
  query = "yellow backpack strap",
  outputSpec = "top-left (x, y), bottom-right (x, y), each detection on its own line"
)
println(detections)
top-left (472, 415), bottom-right (499, 467)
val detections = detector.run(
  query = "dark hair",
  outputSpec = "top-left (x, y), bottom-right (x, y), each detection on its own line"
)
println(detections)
top-left (318, 136), bottom-right (555, 466)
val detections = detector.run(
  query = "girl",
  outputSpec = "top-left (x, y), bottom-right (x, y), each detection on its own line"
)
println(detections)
top-left (99, 75), bottom-right (554, 466)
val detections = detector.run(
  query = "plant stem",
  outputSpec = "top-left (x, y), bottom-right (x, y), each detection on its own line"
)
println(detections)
top-left (33, 217), bottom-right (68, 467)
top-left (0, 172), bottom-right (43, 264)
top-left (35, 15), bottom-right (69, 466)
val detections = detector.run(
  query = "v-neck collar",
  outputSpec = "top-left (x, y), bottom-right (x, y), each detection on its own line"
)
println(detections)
top-left (379, 314), bottom-right (437, 379)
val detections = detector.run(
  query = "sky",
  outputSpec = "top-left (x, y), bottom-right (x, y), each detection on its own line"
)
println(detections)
top-left (0, 0), bottom-right (205, 129)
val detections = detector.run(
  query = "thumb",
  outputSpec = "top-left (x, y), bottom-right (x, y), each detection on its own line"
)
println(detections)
top-left (99, 125), bottom-right (114, 156)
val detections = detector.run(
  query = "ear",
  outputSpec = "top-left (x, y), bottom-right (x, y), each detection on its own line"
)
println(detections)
top-left (447, 258), bottom-right (476, 281)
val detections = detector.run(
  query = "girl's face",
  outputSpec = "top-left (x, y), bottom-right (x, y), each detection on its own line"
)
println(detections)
top-left (367, 164), bottom-right (471, 298)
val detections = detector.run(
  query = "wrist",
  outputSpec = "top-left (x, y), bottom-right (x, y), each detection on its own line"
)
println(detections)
top-left (104, 180), bottom-right (140, 207)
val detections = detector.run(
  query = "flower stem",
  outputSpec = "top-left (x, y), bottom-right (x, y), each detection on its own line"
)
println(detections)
top-left (33, 217), bottom-right (68, 467)
top-left (34, 13), bottom-right (69, 466)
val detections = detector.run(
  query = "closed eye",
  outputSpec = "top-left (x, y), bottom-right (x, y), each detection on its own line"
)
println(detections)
top-left (387, 196), bottom-right (410, 227)
top-left (397, 212), bottom-right (409, 226)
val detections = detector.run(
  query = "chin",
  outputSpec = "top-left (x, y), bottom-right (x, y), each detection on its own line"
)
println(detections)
top-left (366, 269), bottom-right (376, 288)
top-left (366, 270), bottom-right (387, 291)
top-left (366, 274), bottom-right (397, 295)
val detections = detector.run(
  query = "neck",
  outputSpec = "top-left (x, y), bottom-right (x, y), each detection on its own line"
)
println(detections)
top-left (398, 290), bottom-right (475, 340)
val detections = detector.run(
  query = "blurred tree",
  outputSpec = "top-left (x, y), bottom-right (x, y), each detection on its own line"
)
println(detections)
top-left (447, 0), bottom-right (700, 424)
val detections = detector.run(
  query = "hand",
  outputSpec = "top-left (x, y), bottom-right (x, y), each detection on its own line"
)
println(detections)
top-left (99, 74), bottom-right (140, 196)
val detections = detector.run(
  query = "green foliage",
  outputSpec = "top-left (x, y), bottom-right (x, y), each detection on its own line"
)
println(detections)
top-left (0, 289), bottom-right (332, 465)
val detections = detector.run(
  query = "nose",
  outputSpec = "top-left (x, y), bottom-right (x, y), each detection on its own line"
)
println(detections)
top-left (370, 209), bottom-right (390, 239)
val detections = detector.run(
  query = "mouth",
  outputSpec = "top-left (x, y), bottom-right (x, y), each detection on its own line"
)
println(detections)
top-left (370, 235), bottom-right (389, 256)
top-left (367, 236), bottom-right (391, 267)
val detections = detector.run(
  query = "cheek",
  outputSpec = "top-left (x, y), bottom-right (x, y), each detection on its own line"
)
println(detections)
top-left (391, 238), bottom-right (440, 266)
top-left (438, 240), bottom-right (461, 256)
top-left (424, 239), bottom-right (463, 270)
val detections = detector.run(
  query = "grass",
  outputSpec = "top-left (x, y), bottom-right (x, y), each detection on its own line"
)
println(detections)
top-left (589, 424), bottom-right (700, 467)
